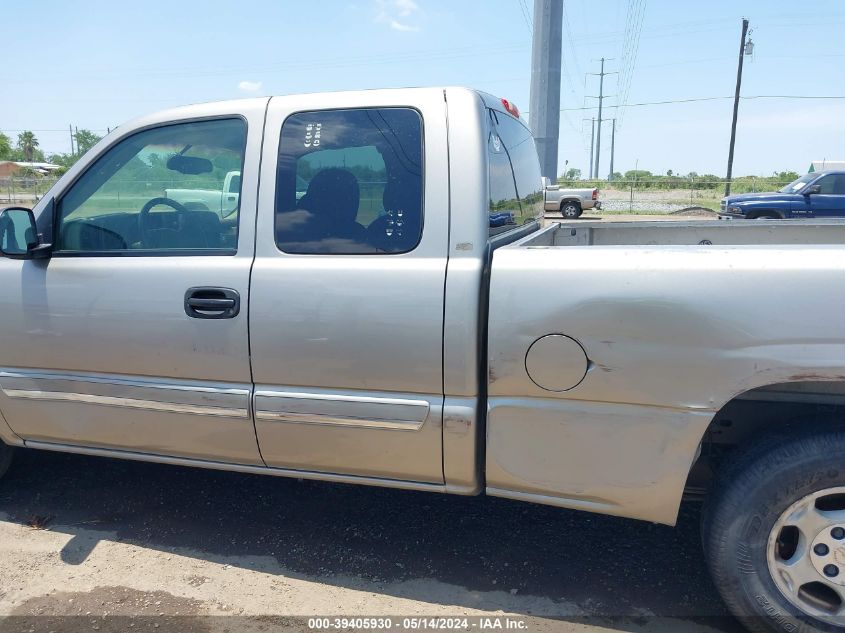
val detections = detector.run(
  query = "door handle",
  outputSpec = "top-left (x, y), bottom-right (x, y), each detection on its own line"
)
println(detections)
top-left (184, 287), bottom-right (240, 319)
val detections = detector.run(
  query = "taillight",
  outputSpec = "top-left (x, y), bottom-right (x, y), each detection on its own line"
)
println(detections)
top-left (501, 98), bottom-right (520, 118)
top-left (592, 189), bottom-right (598, 200)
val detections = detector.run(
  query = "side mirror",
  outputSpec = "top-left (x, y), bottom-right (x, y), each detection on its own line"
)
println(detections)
top-left (0, 207), bottom-right (50, 259)
top-left (805, 184), bottom-right (822, 195)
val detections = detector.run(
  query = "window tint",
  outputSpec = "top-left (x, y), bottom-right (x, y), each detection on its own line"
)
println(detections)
top-left (488, 122), bottom-right (521, 237)
top-left (487, 110), bottom-right (543, 236)
top-left (57, 119), bottom-right (246, 254)
top-left (275, 108), bottom-right (423, 255)
top-left (818, 175), bottom-right (845, 195)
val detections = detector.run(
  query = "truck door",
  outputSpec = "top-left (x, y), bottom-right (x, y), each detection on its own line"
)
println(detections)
top-left (807, 174), bottom-right (845, 217)
top-left (250, 93), bottom-right (450, 484)
top-left (0, 106), bottom-right (266, 465)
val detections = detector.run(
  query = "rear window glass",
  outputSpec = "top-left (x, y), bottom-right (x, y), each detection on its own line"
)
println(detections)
top-left (275, 108), bottom-right (423, 255)
top-left (487, 109), bottom-right (543, 237)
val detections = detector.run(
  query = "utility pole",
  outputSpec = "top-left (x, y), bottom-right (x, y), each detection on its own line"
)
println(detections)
top-left (529, 0), bottom-right (563, 181)
top-left (69, 124), bottom-right (75, 155)
top-left (725, 18), bottom-right (749, 197)
top-left (608, 118), bottom-right (616, 181)
top-left (587, 58), bottom-right (616, 180)
top-left (588, 118), bottom-right (596, 179)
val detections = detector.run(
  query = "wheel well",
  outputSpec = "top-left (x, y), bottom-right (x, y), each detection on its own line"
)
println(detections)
top-left (685, 381), bottom-right (845, 496)
top-left (747, 209), bottom-right (783, 219)
top-left (560, 198), bottom-right (581, 208)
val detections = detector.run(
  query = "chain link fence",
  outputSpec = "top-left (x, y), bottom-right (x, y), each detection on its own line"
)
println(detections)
top-left (0, 176), bottom-right (61, 206)
top-left (3, 175), bottom-right (797, 216)
top-left (553, 178), bottom-right (795, 215)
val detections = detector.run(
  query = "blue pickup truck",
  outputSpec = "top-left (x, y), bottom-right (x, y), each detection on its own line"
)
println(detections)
top-left (720, 170), bottom-right (845, 218)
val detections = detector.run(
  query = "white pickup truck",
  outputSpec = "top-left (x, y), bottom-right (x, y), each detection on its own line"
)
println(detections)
top-left (165, 170), bottom-right (241, 218)
top-left (2, 88), bottom-right (845, 632)
top-left (543, 183), bottom-right (601, 218)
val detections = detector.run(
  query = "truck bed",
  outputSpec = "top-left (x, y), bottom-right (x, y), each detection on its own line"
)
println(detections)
top-left (518, 219), bottom-right (845, 247)
top-left (486, 217), bottom-right (845, 524)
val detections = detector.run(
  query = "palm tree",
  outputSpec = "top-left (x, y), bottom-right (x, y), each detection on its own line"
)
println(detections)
top-left (17, 131), bottom-right (39, 162)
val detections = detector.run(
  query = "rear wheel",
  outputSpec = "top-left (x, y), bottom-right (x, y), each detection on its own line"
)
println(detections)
top-left (560, 201), bottom-right (582, 219)
top-left (704, 430), bottom-right (845, 632)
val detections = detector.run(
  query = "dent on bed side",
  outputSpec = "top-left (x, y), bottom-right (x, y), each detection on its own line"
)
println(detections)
top-left (484, 397), bottom-right (712, 525)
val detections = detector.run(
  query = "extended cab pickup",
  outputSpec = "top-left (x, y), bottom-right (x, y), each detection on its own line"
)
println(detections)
top-left (3, 88), bottom-right (845, 632)
top-left (543, 183), bottom-right (600, 218)
top-left (721, 170), bottom-right (845, 218)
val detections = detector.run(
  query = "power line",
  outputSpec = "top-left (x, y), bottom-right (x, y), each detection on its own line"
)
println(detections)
top-left (550, 94), bottom-right (845, 112)
top-left (520, 0), bottom-right (534, 28)
top-left (561, 1), bottom-right (583, 83)
top-left (516, 0), bottom-right (532, 33)
top-left (616, 0), bottom-right (647, 128)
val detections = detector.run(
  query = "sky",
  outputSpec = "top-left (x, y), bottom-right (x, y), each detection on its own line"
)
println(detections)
top-left (2, 0), bottom-right (844, 178)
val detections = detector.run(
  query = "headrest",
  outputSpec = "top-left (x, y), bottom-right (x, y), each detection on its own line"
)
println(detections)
top-left (298, 168), bottom-right (360, 224)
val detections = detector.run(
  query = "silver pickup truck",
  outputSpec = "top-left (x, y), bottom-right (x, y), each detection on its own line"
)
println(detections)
top-left (2, 88), bottom-right (845, 632)
top-left (543, 183), bottom-right (601, 218)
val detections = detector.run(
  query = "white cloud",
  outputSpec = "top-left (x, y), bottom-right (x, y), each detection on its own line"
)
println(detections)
top-left (375, 0), bottom-right (420, 31)
top-left (389, 19), bottom-right (418, 31)
top-left (394, 0), bottom-right (418, 16)
top-left (238, 80), bottom-right (262, 93)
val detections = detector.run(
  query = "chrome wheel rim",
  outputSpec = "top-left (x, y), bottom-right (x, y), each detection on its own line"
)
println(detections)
top-left (562, 205), bottom-right (578, 218)
top-left (768, 486), bottom-right (845, 623)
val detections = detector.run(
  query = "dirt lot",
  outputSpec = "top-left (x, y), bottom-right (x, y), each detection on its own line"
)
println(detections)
top-left (0, 449), bottom-right (744, 633)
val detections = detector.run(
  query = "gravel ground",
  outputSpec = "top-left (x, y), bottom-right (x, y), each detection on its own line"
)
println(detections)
top-left (0, 449), bottom-right (744, 633)
top-left (598, 189), bottom-right (721, 214)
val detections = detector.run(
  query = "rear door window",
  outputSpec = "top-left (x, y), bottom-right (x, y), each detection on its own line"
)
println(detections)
top-left (275, 108), bottom-right (423, 255)
top-left (487, 109), bottom-right (543, 237)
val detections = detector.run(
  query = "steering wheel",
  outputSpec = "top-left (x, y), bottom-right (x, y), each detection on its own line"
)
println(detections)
top-left (139, 197), bottom-right (189, 249)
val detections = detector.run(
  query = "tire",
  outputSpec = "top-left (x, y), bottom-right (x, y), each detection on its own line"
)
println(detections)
top-left (751, 212), bottom-right (781, 220)
top-left (0, 442), bottom-right (13, 481)
top-left (704, 429), bottom-right (845, 632)
top-left (560, 201), bottom-right (582, 219)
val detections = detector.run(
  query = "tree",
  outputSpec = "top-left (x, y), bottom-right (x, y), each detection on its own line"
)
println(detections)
top-left (562, 168), bottom-right (581, 181)
top-left (16, 131), bottom-right (39, 162)
top-left (73, 129), bottom-right (102, 155)
top-left (0, 132), bottom-right (11, 160)
top-left (775, 170), bottom-right (800, 182)
top-left (624, 169), bottom-right (652, 180)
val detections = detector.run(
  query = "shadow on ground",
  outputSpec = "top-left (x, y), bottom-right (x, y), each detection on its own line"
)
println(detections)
top-left (0, 449), bottom-right (742, 631)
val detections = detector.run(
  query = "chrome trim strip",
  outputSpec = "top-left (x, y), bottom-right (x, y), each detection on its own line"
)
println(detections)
top-left (254, 410), bottom-right (425, 430)
top-left (0, 369), bottom-right (247, 395)
top-left (0, 369), bottom-right (251, 419)
top-left (255, 391), bottom-right (431, 406)
top-left (254, 391), bottom-right (430, 431)
top-left (3, 388), bottom-right (248, 418)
